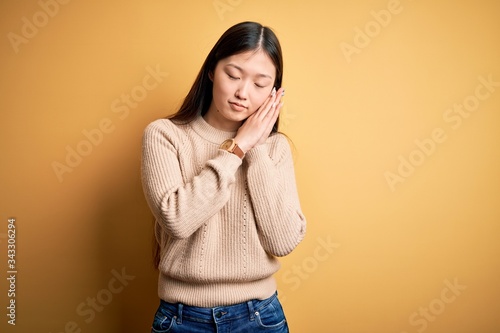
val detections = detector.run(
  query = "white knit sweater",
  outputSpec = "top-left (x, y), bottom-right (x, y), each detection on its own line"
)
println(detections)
top-left (141, 115), bottom-right (306, 307)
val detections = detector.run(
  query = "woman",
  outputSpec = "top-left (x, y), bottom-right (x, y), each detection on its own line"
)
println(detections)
top-left (141, 21), bottom-right (306, 333)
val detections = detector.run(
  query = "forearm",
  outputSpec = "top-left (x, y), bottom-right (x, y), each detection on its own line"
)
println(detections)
top-left (245, 142), bottom-right (306, 256)
top-left (141, 122), bottom-right (242, 239)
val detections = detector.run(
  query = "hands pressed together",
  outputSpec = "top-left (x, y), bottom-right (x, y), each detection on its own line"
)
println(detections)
top-left (234, 87), bottom-right (285, 154)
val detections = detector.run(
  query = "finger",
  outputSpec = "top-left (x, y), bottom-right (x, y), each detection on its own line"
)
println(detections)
top-left (262, 101), bottom-right (283, 138)
top-left (269, 88), bottom-right (285, 111)
top-left (258, 87), bottom-right (276, 109)
top-left (271, 101), bottom-right (283, 123)
top-left (276, 87), bottom-right (285, 99)
top-left (264, 89), bottom-right (284, 121)
top-left (256, 87), bottom-right (284, 120)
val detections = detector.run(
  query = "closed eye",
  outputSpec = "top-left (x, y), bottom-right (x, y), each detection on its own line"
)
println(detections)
top-left (227, 73), bottom-right (239, 80)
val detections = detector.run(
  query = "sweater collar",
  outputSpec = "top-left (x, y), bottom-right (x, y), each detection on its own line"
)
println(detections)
top-left (190, 116), bottom-right (237, 144)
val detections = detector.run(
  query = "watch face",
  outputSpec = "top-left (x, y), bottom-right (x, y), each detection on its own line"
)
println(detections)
top-left (221, 139), bottom-right (235, 151)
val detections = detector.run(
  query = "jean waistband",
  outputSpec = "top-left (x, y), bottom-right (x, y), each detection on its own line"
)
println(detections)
top-left (159, 292), bottom-right (278, 324)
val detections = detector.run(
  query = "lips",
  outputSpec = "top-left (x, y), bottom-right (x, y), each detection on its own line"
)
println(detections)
top-left (229, 101), bottom-right (247, 111)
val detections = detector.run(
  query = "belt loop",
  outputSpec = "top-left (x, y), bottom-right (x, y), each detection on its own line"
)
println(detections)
top-left (177, 303), bottom-right (183, 324)
top-left (247, 300), bottom-right (256, 321)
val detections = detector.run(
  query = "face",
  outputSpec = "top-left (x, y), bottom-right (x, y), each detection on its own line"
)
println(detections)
top-left (205, 50), bottom-right (277, 131)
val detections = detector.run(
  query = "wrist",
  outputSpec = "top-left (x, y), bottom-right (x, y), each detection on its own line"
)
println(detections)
top-left (220, 139), bottom-right (245, 159)
top-left (233, 136), bottom-right (251, 154)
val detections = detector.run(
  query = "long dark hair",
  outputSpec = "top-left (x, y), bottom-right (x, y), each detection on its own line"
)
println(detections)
top-left (168, 21), bottom-right (284, 132)
top-left (153, 22), bottom-right (284, 269)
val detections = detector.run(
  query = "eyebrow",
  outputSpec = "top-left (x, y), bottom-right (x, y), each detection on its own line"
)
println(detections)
top-left (225, 64), bottom-right (273, 79)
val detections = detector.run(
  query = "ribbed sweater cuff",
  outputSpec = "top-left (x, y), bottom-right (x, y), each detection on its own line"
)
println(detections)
top-left (245, 144), bottom-right (269, 163)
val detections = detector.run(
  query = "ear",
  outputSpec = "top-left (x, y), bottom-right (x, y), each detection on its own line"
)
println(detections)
top-left (208, 71), bottom-right (214, 81)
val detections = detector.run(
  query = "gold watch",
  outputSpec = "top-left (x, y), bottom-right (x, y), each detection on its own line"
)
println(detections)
top-left (220, 139), bottom-right (245, 159)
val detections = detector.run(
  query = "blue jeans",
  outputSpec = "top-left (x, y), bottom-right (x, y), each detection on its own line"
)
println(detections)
top-left (151, 292), bottom-right (289, 333)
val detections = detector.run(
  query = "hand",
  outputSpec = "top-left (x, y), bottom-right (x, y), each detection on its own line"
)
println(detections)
top-left (234, 87), bottom-right (285, 153)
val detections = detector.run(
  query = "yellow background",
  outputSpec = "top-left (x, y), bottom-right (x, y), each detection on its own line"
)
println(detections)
top-left (1, 0), bottom-right (499, 332)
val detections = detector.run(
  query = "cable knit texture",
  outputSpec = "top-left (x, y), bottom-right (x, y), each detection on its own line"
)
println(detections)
top-left (141, 116), bottom-right (306, 307)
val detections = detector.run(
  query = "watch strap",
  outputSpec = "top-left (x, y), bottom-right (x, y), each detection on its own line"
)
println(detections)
top-left (232, 144), bottom-right (245, 159)
top-left (220, 139), bottom-right (245, 159)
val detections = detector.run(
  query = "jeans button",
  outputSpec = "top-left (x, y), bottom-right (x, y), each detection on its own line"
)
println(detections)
top-left (215, 311), bottom-right (222, 318)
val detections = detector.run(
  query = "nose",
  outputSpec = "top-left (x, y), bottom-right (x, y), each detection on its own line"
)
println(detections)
top-left (235, 81), bottom-right (250, 100)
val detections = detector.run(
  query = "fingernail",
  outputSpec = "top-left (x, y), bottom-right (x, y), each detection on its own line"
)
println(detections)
top-left (271, 87), bottom-right (276, 96)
